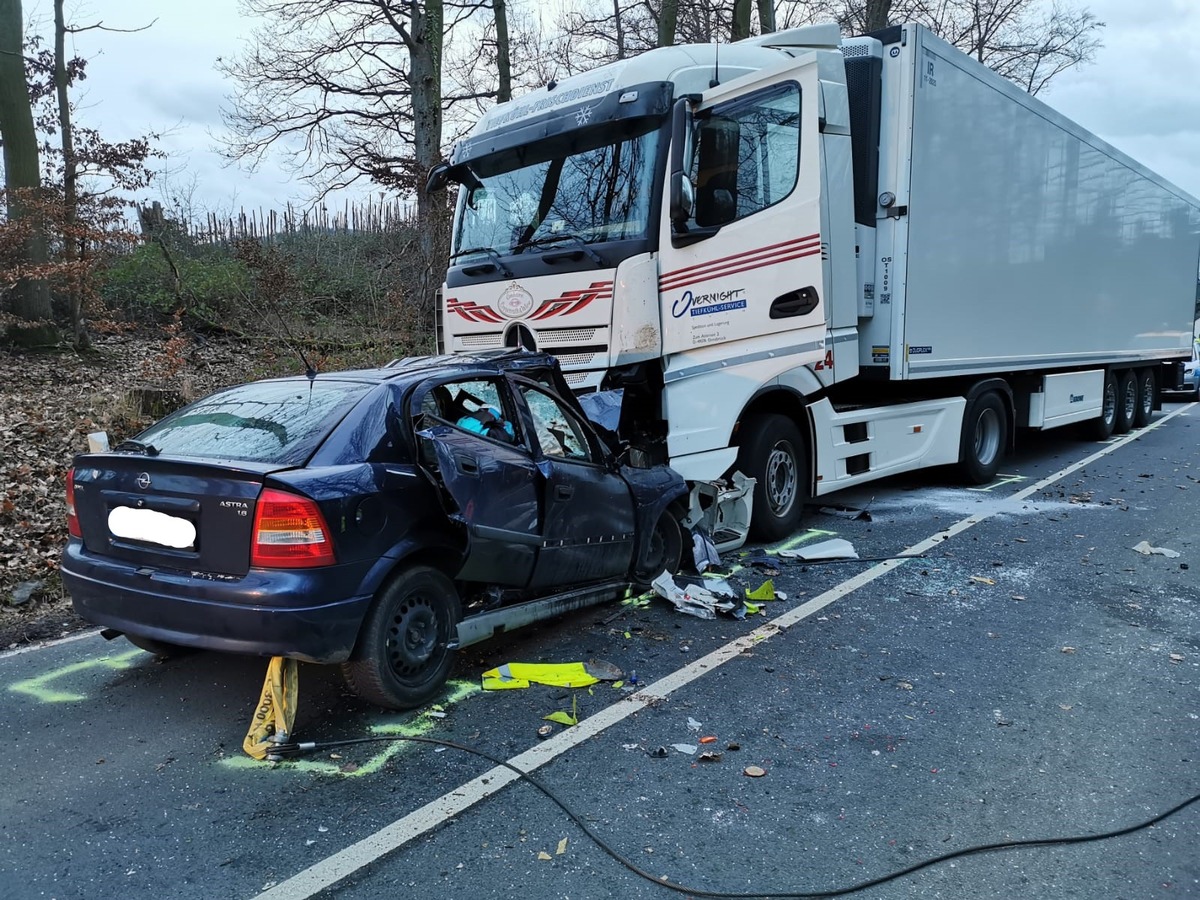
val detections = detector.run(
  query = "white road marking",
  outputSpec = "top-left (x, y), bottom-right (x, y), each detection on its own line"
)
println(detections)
top-left (256, 405), bottom-right (1190, 900)
top-left (0, 628), bottom-right (101, 660)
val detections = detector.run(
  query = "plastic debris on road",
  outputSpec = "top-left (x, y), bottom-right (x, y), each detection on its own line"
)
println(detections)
top-left (691, 527), bottom-right (722, 572)
top-left (1131, 540), bottom-right (1181, 559)
top-left (651, 571), bottom-right (744, 619)
top-left (778, 538), bottom-right (859, 561)
top-left (481, 661), bottom-right (604, 690)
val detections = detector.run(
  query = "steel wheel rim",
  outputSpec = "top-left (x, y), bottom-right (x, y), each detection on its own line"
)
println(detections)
top-left (974, 408), bottom-right (1001, 466)
top-left (1140, 377), bottom-right (1153, 414)
top-left (765, 440), bottom-right (799, 517)
top-left (386, 596), bottom-right (444, 677)
top-left (1122, 378), bottom-right (1137, 418)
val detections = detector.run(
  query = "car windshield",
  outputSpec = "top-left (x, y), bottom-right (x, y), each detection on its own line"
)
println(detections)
top-left (134, 380), bottom-right (370, 465)
top-left (453, 120), bottom-right (661, 258)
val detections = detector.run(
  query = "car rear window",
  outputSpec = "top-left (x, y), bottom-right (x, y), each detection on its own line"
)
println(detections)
top-left (133, 380), bottom-right (371, 465)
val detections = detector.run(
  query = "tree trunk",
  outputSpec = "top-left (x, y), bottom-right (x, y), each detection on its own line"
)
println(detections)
top-left (756, 0), bottom-right (775, 34)
top-left (494, 0), bottom-right (511, 103)
top-left (409, 0), bottom-right (447, 331)
top-left (864, 0), bottom-right (892, 33)
top-left (612, 0), bottom-right (626, 59)
top-left (0, 0), bottom-right (54, 338)
top-left (731, 0), bottom-right (753, 41)
top-left (55, 0), bottom-right (87, 350)
top-left (658, 0), bottom-right (678, 47)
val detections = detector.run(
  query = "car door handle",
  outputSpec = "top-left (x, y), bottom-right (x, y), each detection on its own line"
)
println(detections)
top-left (455, 454), bottom-right (480, 476)
top-left (554, 484), bottom-right (574, 501)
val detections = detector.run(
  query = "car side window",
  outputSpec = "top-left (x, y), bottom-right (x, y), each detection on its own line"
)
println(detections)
top-left (421, 378), bottom-right (520, 446)
top-left (519, 386), bottom-right (593, 462)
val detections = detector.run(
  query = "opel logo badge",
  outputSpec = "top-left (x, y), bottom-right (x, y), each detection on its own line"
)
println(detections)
top-left (136, 472), bottom-right (152, 490)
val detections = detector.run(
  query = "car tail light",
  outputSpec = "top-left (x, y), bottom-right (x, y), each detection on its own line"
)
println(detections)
top-left (251, 488), bottom-right (336, 568)
top-left (65, 469), bottom-right (81, 538)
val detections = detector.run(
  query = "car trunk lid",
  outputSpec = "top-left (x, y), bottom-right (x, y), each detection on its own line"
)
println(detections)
top-left (71, 455), bottom-right (288, 576)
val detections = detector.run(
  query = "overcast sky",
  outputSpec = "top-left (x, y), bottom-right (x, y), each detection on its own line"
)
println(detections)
top-left (21, 0), bottom-right (1200, 216)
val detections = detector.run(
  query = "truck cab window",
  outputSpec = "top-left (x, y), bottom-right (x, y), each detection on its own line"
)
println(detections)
top-left (689, 82), bottom-right (801, 228)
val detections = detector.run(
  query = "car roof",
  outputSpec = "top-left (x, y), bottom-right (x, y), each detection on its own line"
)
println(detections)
top-left (247, 350), bottom-right (562, 389)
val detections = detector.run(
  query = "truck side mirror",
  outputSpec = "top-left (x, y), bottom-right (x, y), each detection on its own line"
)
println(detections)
top-left (668, 98), bottom-right (695, 227)
top-left (694, 115), bottom-right (740, 228)
top-left (426, 163), bottom-right (451, 194)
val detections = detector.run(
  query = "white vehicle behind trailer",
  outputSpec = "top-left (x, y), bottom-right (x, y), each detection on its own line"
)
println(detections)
top-left (430, 22), bottom-right (1200, 548)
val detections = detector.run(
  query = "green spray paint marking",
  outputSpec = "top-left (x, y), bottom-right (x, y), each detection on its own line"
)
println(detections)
top-left (8, 649), bottom-right (144, 703)
top-left (967, 474), bottom-right (1027, 493)
top-left (765, 528), bottom-right (838, 554)
top-left (221, 679), bottom-right (480, 777)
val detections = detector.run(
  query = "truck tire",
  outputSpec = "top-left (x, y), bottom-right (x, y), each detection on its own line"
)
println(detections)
top-left (959, 391), bottom-right (1007, 484)
top-left (1133, 369), bottom-right (1155, 428)
top-left (1114, 370), bottom-right (1137, 434)
top-left (1083, 371), bottom-right (1118, 440)
top-left (342, 566), bottom-right (460, 710)
top-left (736, 414), bottom-right (808, 542)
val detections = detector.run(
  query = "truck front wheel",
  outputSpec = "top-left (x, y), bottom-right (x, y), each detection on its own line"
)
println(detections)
top-left (959, 391), bottom-right (1008, 484)
top-left (736, 414), bottom-right (808, 542)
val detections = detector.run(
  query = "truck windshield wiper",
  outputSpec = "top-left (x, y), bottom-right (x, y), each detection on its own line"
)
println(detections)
top-left (513, 233), bottom-right (604, 265)
top-left (114, 439), bottom-right (160, 456)
top-left (449, 246), bottom-right (513, 277)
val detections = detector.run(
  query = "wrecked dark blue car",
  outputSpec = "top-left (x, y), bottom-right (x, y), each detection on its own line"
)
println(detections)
top-left (61, 351), bottom-right (687, 709)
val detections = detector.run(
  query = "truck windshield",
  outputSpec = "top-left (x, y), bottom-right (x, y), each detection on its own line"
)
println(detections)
top-left (453, 121), bottom-right (661, 259)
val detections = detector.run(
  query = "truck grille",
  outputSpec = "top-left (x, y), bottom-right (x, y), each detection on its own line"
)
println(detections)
top-left (537, 327), bottom-right (599, 344)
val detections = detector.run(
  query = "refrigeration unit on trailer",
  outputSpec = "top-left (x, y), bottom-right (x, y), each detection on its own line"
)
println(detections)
top-left (428, 22), bottom-right (1200, 548)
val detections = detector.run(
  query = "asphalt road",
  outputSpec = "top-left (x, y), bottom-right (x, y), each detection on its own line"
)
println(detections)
top-left (2, 402), bottom-right (1197, 900)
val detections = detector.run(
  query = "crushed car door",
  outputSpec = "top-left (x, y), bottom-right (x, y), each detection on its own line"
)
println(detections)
top-left (512, 378), bottom-right (637, 590)
top-left (411, 377), bottom-right (541, 587)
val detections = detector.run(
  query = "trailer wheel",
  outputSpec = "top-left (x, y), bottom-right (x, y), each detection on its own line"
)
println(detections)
top-left (1114, 370), bottom-right (1137, 434)
top-left (959, 391), bottom-right (1008, 484)
top-left (736, 414), bottom-right (807, 542)
top-left (342, 566), bottom-right (460, 710)
top-left (1133, 369), bottom-right (1155, 428)
top-left (633, 507), bottom-right (684, 585)
top-left (1083, 371), bottom-right (1118, 440)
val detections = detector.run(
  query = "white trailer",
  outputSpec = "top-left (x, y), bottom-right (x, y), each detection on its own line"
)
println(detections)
top-left (429, 22), bottom-right (1200, 548)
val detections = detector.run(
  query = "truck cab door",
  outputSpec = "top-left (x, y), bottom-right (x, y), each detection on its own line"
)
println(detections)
top-left (658, 55), bottom-right (828, 376)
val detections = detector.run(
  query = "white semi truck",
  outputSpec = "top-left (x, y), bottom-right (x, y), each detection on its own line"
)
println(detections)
top-left (428, 22), bottom-right (1200, 547)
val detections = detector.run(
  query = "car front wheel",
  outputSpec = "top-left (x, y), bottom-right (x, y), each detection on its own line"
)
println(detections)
top-left (342, 566), bottom-right (461, 710)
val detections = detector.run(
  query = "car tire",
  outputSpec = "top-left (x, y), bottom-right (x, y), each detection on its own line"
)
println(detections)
top-left (736, 413), bottom-right (807, 542)
top-left (959, 391), bottom-right (1008, 484)
top-left (125, 634), bottom-right (195, 658)
top-left (1114, 370), bottom-right (1137, 434)
top-left (1133, 369), bottom-right (1155, 428)
top-left (342, 566), bottom-right (461, 711)
top-left (633, 507), bottom-right (684, 585)
top-left (1083, 371), bottom-right (1118, 440)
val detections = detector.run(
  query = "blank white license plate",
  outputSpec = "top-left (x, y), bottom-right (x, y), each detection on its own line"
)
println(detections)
top-left (108, 506), bottom-right (197, 550)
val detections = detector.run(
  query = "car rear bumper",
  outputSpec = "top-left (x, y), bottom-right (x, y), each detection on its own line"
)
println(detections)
top-left (61, 540), bottom-right (372, 663)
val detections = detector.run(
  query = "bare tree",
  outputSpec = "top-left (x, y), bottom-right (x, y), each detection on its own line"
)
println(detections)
top-left (0, 0), bottom-right (53, 339)
top-left (658, 0), bottom-right (678, 46)
top-left (221, 0), bottom-right (483, 309)
top-left (805, 0), bottom-right (1101, 95)
top-left (494, 0), bottom-right (512, 102)
top-left (732, 0), bottom-right (753, 40)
